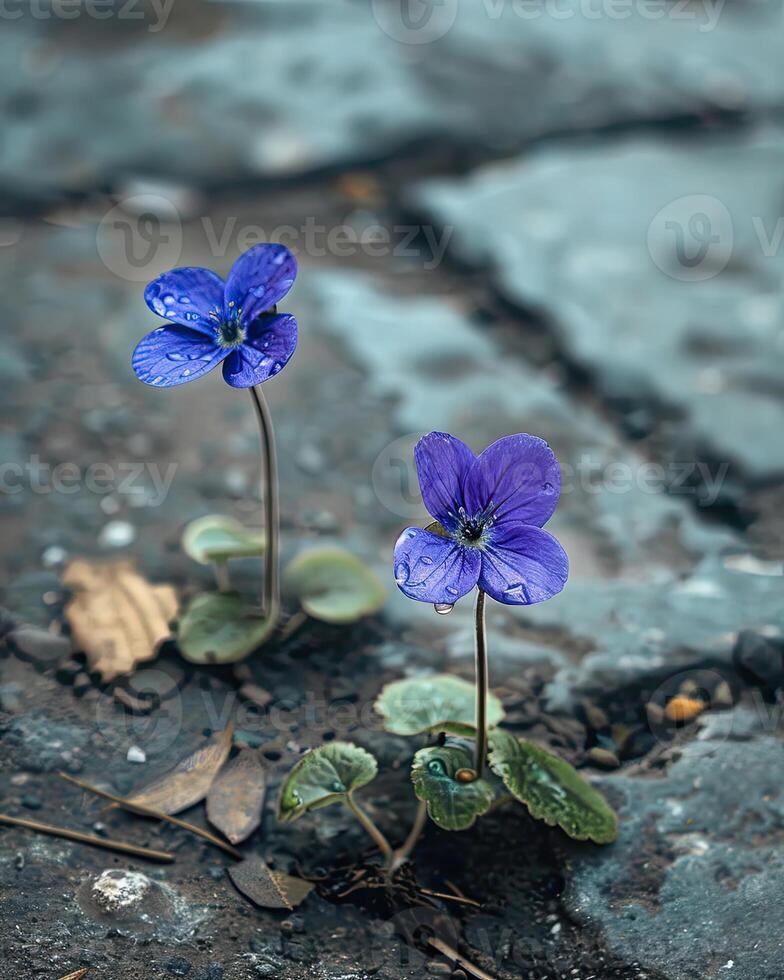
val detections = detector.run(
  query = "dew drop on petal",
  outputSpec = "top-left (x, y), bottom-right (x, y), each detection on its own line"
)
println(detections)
top-left (504, 582), bottom-right (531, 603)
top-left (445, 586), bottom-right (459, 597)
top-left (394, 561), bottom-right (410, 585)
top-left (542, 482), bottom-right (555, 494)
top-left (166, 352), bottom-right (187, 361)
top-left (162, 294), bottom-right (176, 307)
top-left (179, 295), bottom-right (191, 304)
top-left (434, 602), bottom-right (454, 615)
top-left (420, 556), bottom-right (434, 566)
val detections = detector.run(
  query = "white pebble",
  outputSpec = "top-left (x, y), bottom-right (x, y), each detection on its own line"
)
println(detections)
top-left (126, 745), bottom-right (146, 764)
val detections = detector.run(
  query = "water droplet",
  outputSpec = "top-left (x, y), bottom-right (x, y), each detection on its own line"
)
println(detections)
top-left (262, 339), bottom-right (270, 349)
top-left (162, 294), bottom-right (176, 306)
top-left (271, 362), bottom-right (282, 374)
top-left (394, 561), bottom-right (410, 585)
top-left (330, 780), bottom-right (345, 793)
top-left (445, 586), bottom-right (459, 597)
top-left (434, 602), bottom-right (454, 616)
top-left (179, 295), bottom-right (191, 304)
top-left (151, 375), bottom-right (164, 385)
top-left (166, 352), bottom-right (186, 361)
top-left (182, 369), bottom-right (192, 377)
top-left (427, 759), bottom-right (447, 776)
top-left (420, 556), bottom-right (434, 566)
top-left (542, 482), bottom-right (555, 494)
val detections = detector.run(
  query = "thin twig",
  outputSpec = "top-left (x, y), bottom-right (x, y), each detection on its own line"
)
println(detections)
top-left (57, 971), bottom-right (88, 980)
top-left (0, 813), bottom-right (174, 863)
top-left (428, 937), bottom-right (498, 980)
top-left (58, 772), bottom-right (242, 859)
top-left (278, 609), bottom-right (307, 641)
top-left (420, 887), bottom-right (480, 908)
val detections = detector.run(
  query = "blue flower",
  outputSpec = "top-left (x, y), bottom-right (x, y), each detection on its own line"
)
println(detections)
top-left (133, 244), bottom-right (297, 388)
top-left (393, 432), bottom-right (568, 606)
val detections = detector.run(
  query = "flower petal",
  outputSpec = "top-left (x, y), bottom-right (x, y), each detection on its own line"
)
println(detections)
top-left (465, 433), bottom-right (561, 528)
top-left (221, 314), bottom-right (298, 388)
top-left (414, 432), bottom-right (476, 530)
top-left (132, 324), bottom-right (229, 387)
top-left (393, 527), bottom-right (480, 605)
top-left (224, 244), bottom-right (298, 323)
top-left (479, 524), bottom-right (568, 605)
top-left (144, 268), bottom-right (224, 334)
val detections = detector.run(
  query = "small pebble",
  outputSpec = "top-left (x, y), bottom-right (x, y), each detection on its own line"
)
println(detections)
top-left (21, 794), bottom-right (42, 810)
top-left (425, 962), bottom-right (451, 976)
top-left (713, 680), bottom-right (733, 708)
top-left (645, 702), bottom-right (665, 727)
top-left (99, 520), bottom-right (136, 548)
top-left (166, 956), bottom-right (192, 976)
top-left (42, 546), bottom-right (68, 568)
top-left (72, 672), bottom-right (93, 697)
top-left (582, 700), bottom-right (609, 731)
top-left (127, 745), bottom-right (147, 764)
top-left (239, 683), bottom-right (273, 709)
top-left (587, 747), bottom-right (620, 769)
top-left (8, 627), bottom-right (70, 667)
top-left (665, 696), bottom-right (705, 723)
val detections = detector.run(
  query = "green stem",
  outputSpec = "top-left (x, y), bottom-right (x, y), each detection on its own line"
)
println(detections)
top-left (389, 800), bottom-right (428, 871)
top-left (474, 588), bottom-right (488, 775)
top-left (249, 385), bottom-right (280, 622)
top-left (345, 794), bottom-right (393, 858)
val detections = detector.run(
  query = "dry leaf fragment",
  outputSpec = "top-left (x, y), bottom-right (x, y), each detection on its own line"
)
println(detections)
top-left (206, 748), bottom-right (267, 844)
top-left (228, 855), bottom-right (314, 910)
top-left (665, 695), bottom-right (705, 723)
top-left (124, 725), bottom-right (234, 815)
top-left (63, 559), bottom-right (178, 682)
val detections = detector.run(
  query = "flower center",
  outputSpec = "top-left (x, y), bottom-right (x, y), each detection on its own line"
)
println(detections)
top-left (211, 304), bottom-right (247, 348)
top-left (452, 503), bottom-right (497, 548)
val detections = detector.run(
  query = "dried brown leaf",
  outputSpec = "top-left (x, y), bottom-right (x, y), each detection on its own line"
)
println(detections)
top-left (228, 855), bottom-right (314, 910)
top-left (63, 559), bottom-right (178, 682)
top-left (124, 725), bottom-right (234, 815)
top-left (206, 748), bottom-right (267, 844)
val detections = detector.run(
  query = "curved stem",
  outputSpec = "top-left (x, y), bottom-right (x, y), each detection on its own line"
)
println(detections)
top-left (474, 588), bottom-right (488, 775)
top-left (345, 794), bottom-right (393, 858)
top-left (249, 385), bottom-right (280, 620)
top-left (389, 800), bottom-right (428, 871)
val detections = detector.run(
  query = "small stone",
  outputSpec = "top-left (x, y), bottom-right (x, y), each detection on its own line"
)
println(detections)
top-left (21, 793), bottom-right (42, 810)
top-left (733, 630), bottom-right (784, 688)
top-left (582, 700), bottom-right (609, 731)
top-left (166, 957), bottom-right (192, 976)
top-left (7, 627), bottom-right (70, 666)
top-left (239, 683), bottom-right (273, 709)
top-left (425, 962), bottom-right (451, 976)
top-left (200, 966), bottom-right (224, 980)
top-left (127, 745), bottom-right (146, 764)
top-left (587, 747), bottom-right (620, 769)
top-left (98, 520), bottom-right (136, 548)
top-left (679, 678), bottom-right (701, 697)
top-left (92, 869), bottom-right (151, 911)
top-left (128, 665), bottom-right (183, 702)
top-left (42, 546), bottom-right (68, 568)
top-left (713, 680), bottom-right (734, 708)
top-left (665, 696), bottom-right (705, 724)
top-left (645, 702), bottom-right (665, 727)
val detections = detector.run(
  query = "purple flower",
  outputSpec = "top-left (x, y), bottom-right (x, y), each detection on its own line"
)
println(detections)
top-left (133, 244), bottom-right (297, 389)
top-left (393, 432), bottom-right (568, 606)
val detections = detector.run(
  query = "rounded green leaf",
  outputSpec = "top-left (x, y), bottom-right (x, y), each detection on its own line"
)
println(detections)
top-left (488, 730), bottom-right (618, 844)
top-left (375, 674), bottom-right (505, 737)
top-left (278, 742), bottom-right (378, 822)
top-left (283, 548), bottom-right (386, 624)
top-left (182, 515), bottom-right (265, 564)
top-left (411, 742), bottom-right (496, 831)
top-left (177, 592), bottom-right (276, 665)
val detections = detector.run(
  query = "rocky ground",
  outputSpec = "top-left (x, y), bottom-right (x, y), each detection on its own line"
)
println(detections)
top-left (0, 2), bottom-right (783, 979)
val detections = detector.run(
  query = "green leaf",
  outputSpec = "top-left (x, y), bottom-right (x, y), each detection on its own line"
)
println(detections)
top-left (182, 515), bottom-right (265, 564)
top-left (411, 741), bottom-right (496, 831)
top-left (283, 548), bottom-right (386, 624)
top-left (177, 592), bottom-right (276, 665)
top-left (278, 742), bottom-right (378, 823)
top-left (375, 674), bottom-right (505, 737)
top-left (488, 730), bottom-right (618, 844)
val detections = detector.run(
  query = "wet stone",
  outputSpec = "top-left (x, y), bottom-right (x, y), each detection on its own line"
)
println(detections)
top-left (564, 728), bottom-right (784, 980)
top-left (732, 629), bottom-right (784, 689)
top-left (416, 131), bottom-right (784, 486)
